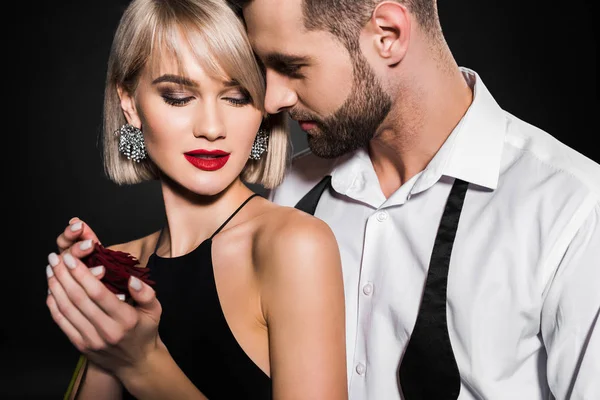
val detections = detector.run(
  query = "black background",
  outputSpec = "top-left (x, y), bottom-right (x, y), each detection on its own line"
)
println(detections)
top-left (9, 0), bottom-right (597, 398)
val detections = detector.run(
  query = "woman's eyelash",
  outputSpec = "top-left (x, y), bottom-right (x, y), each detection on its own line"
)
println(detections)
top-left (226, 98), bottom-right (250, 106)
top-left (224, 89), bottom-right (253, 106)
top-left (161, 95), bottom-right (193, 106)
top-left (160, 89), bottom-right (252, 107)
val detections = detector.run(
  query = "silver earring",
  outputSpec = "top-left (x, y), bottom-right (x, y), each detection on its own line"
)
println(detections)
top-left (249, 128), bottom-right (269, 160)
top-left (114, 123), bottom-right (147, 162)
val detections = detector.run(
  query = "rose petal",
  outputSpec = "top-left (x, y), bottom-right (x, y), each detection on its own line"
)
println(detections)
top-left (81, 243), bottom-right (155, 298)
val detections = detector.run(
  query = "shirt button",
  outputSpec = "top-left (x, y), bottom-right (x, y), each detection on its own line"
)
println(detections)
top-left (376, 211), bottom-right (388, 222)
top-left (362, 283), bottom-right (373, 296)
top-left (355, 363), bottom-right (366, 376)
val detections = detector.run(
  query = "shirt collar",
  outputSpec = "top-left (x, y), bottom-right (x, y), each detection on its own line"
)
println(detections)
top-left (331, 148), bottom-right (388, 208)
top-left (330, 68), bottom-right (506, 208)
top-left (410, 68), bottom-right (506, 195)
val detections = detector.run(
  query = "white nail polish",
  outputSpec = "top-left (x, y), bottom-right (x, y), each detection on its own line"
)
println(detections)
top-left (70, 222), bottom-right (83, 232)
top-left (116, 294), bottom-right (126, 301)
top-left (48, 253), bottom-right (59, 268)
top-left (46, 265), bottom-right (54, 278)
top-left (48, 288), bottom-right (52, 295)
top-left (90, 265), bottom-right (104, 276)
top-left (79, 239), bottom-right (93, 251)
top-left (63, 253), bottom-right (77, 269)
top-left (129, 276), bottom-right (142, 291)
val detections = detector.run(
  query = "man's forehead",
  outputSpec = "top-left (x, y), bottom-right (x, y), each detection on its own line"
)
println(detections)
top-left (244, 0), bottom-right (303, 18)
top-left (243, 0), bottom-right (305, 36)
top-left (243, 0), bottom-right (315, 60)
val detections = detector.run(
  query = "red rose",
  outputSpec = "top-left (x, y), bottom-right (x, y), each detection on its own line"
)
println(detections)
top-left (81, 243), bottom-right (155, 298)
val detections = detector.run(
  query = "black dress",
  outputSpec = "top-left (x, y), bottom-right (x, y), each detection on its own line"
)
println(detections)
top-left (123, 194), bottom-right (271, 399)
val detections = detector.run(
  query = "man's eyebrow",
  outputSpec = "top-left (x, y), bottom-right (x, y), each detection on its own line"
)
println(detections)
top-left (152, 74), bottom-right (197, 87)
top-left (264, 53), bottom-right (311, 67)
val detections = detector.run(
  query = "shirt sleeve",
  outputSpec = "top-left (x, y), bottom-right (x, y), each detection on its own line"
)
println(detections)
top-left (542, 198), bottom-right (600, 400)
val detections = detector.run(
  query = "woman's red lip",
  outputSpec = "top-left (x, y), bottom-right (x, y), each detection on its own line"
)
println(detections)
top-left (185, 149), bottom-right (230, 156)
top-left (184, 154), bottom-right (230, 171)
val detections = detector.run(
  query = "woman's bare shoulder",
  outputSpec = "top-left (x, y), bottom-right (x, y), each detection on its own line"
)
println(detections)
top-left (254, 203), bottom-right (340, 270)
top-left (253, 203), bottom-right (345, 341)
top-left (258, 202), bottom-right (333, 235)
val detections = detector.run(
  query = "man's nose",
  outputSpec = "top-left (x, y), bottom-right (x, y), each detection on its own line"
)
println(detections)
top-left (264, 70), bottom-right (298, 114)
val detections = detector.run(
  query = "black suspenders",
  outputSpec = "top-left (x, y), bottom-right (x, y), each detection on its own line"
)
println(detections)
top-left (294, 175), bottom-right (332, 216)
top-left (294, 175), bottom-right (468, 400)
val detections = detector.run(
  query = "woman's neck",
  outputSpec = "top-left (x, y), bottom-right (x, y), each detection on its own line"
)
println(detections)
top-left (157, 178), bottom-right (255, 258)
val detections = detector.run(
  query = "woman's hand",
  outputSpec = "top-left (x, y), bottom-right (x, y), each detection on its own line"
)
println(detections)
top-left (56, 217), bottom-right (101, 253)
top-left (45, 240), bottom-right (163, 383)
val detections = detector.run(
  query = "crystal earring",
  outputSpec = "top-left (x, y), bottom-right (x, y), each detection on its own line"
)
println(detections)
top-left (114, 123), bottom-right (147, 162)
top-left (249, 127), bottom-right (269, 160)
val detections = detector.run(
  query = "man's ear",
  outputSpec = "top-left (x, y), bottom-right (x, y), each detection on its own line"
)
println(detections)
top-left (117, 85), bottom-right (141, 127)
top-left (361, 1), bottom-right (410, 67)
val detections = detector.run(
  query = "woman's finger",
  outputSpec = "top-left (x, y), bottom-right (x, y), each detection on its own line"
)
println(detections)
top-left (68, 239), bottom-right (98, 260)
top-left (57, 218), bottom-right (101, 253)
top-left (65, 251), bottom-right (138, 329)
top-left (46, 291), bottom-right (87, 352)
top-left (57, 219), bottom-right (84, 253)
top-left (47, 254), bottom-right (115, 350)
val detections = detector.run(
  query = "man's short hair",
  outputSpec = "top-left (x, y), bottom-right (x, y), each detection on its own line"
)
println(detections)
top-left (228, 0), bottom-right (439, 54)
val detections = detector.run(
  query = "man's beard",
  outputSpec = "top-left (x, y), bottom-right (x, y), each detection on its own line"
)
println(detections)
top-left (291, 53), bottom-right (392, 159)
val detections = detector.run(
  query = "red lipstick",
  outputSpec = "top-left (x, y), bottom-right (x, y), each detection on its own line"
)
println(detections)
top-left (184, 149), bottom-right (230, 171)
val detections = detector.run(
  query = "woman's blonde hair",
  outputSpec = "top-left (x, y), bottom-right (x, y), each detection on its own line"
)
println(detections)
top-left (103, 0), bottom-right (290, 189)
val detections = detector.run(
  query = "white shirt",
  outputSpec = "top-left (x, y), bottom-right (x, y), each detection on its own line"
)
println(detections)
top-left (268, 69), bottom-right (600, 400)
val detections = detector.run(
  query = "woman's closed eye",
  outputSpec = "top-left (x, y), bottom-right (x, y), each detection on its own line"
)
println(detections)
top-left (161, 91), bottom-right (194, 107)
top-left (222, 88), bottom-right (253, 107)
top-left (158, 87), bottom-right (253, 107)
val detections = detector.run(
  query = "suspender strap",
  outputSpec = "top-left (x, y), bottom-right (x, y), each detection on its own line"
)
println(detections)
top-left (295, 174), bottom-right (468, 399)
top-left (294, 175), bottom-right (332, 215)
top-left (398, 178), bottom-right (469, 400)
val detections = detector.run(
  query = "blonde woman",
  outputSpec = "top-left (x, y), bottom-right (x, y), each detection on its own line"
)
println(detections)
top-left (45, 0), bottom-right (347, 399)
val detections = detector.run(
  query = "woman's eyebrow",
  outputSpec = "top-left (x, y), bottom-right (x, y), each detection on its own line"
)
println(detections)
top-left (152, 74), bottom-right (197, 87)
top-left (152, 75), bottom-right (241, 88)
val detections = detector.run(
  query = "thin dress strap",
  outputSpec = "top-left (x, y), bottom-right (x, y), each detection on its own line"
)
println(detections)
top-left (154, 225), bottom-right (166, 253)
top-left (153, 193), bottom-right (260, 252)
top-left (210, 193), bottom-right (260, 240)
